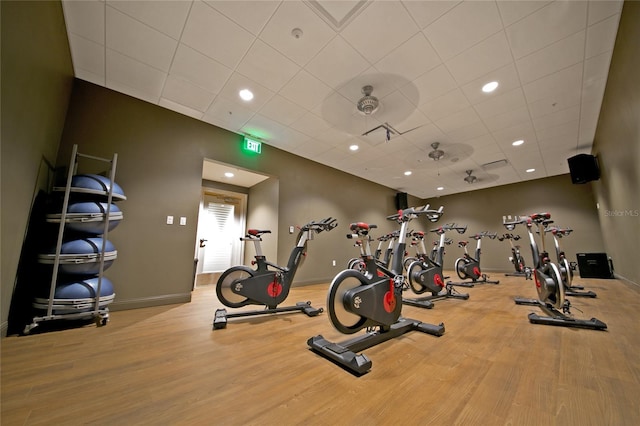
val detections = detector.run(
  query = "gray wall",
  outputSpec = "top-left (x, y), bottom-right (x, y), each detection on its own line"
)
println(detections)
top-left (591, 0), bottom-right (640, 285)
top-left (1, 1), bottom-right (74, 335)
top-left (57, 80), bottom-right (402, 312)
top-left (424, 174), bottom-right (604, 273)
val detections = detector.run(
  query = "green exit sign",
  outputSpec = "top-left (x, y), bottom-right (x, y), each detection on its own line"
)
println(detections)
top-left (243, 137), bottom-right (262, 154)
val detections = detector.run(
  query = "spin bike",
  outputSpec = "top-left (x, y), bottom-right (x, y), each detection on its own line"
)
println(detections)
top-left (404, 223), bottom-right (471, 306)
top-left (307, 206), bottom-right (445, 375)
top-left (447, 231), bottom-right (500, 286)
top-left (545, 225), bottom-right (597, 298)
top-left (502, 213), bottom-right (606, 330)
top-left (497, 233), bottom-right (527, 277)
top-left (213, 217), bottom-right (337, 329)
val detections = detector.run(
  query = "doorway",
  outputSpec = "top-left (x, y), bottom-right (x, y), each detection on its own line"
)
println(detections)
top-left (195, 189), bottom-right (246, 287)
top-left (194, 158), bottom-right (272, 288)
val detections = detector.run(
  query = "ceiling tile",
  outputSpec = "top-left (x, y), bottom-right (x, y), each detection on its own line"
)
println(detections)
top-left (106, 6), bottom-right (178, 72)
top-left (394, 108), bottom-right (431, 136)
top-left (461, 63), bottom-right (521, 105)
top-left (587, 0), bottom-right (624, 25)
top-left (68, 33), bottom-right (105, 82)
top-left (304, 35), bottom-right (370, 89)
top-left (533, 105), bottom-right (580, 132)
top-left (181, 1), bottom-right (255, 69)
top-left (585, 14), bottom-right (621, 58)
top-left (491, 121), bottom-right (537, 147)
top-left (409, 64), bottom-right (458, 106)
top-left (435, 107), bottom-right (481, 134)
top-left (402, 0), bottom-right (460, 29)
top-left (203, 97), bottom-right (255, 131)
top-left (340, 1), bottom-right (419, 64)
top-left (445, 31), bottom-right (513, 85)
top-left (241, 114), bottom-right (290, 142)
top-left (105, 49), bottom-right (167, 103)
top-left (236, 39), bottom-right (300, 92)
top-left (259, 1), bottom-right (335, 67)
top-left (495, 0), bottom-right (551, 27)
top-left (445, 121), bottom-right (490, 143)
top-left (258, 95), bottom-right (306, 126)
top-left (536, 120), bottom-right (579, 143)
top-left (523, 63), bottom-right (583, 105)
top-left (279, 70), bottom-right (334, 111)
top-left (516, 30), bottom-right (585, 84)
top-left (289, 111), bottom-right (334, 137)
top-left (474, 87), bottom-right (527, 121)
top-left (482, 106), bottom-right (532, 133)
top-left (170, 44), bottom-right (233, 94)
top-left (528, 90), bottom-right (581, 119)
top-left (505, 1), bottom-right (587, 59)
top-left (62, 0), bottom-right (105, 44)
top-left (374, 33), bottom-right (442, 85)
top-left (420, 88), bottom-right (470, 122)
top-left (106, 0), bottom-right (191, 39)
top-left (584, 50), bottom-right (614, 84)
top-left (424, 1), bottom-right (503, 62)
top-left (294, 139), bottom-right (333, 158)
top-left (161, 75), bottom-right (215, 112)
top-left (581, 76), bottom-right (607, 105)
top-left (204, 0), bottom-right (279, 35)
top-left (400, 122), bottom-right (445, 146)
top-left (216, 73), bottom-right (275, 112)
top-left (312, 90), bottom-right (358, 132)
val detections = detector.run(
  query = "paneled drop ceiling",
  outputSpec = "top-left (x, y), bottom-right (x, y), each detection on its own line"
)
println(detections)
top-left (62, 0), bottom-right (623, 197)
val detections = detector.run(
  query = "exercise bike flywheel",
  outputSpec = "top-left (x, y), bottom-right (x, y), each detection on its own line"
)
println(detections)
top-left (327, 270), bottom-right (369, 334)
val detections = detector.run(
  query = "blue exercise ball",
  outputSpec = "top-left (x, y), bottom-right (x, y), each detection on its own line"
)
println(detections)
top-left (47, 202), bottom-right (123, 234)
top-left (61, 174), bottom-right (127, 201)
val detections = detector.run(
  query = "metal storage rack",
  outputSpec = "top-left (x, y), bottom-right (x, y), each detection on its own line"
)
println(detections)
top-left (24, 144), bottom-right (122, 334)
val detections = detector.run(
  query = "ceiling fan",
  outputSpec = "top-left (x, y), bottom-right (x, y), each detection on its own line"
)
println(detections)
top-left (428, 142), bottom-right (445, 161)
top-left (464, 170), bottom-right (478, 184)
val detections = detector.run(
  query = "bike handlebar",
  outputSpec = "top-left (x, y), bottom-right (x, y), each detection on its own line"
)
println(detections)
top-left (300, 217), bottom-right (338, 233)
top-left (430, 222), bottom-right (467, 234)
top-left (386, 204), bottom-right (444, 223)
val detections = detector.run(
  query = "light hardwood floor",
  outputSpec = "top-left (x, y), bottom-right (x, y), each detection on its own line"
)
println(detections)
top-left (2, 273), bottom-right (639, 425)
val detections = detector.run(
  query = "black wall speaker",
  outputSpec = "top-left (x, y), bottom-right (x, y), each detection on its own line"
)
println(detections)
top-left (568, 154), bottom-right (600, 184)
top-left (395, 192), bottom-right (408, 210)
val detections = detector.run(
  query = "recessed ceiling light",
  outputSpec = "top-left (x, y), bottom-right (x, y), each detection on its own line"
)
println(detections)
top-left (239, 89), bottom-right (253, 101)
top-left (404, 171), bottom-right (412, 176)
top-left (482, 81), bottom-right (499, 93)
top-left (437, 186), bottom-right (444, 191)
top-left (526, 168), bottom-right (535, 173)
top-left (512, 140), bottom-right (524, 146)
top-left (224, 172), bottom-right (234, 178)
top-left (349, 144), bottom-right (359, 151)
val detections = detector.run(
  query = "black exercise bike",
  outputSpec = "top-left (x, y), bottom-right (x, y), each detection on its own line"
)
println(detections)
top-left (498, 233), bottom-right (527, 277)
top-left (544, 224), bottom-right (596, 298)
top-left (308, 205), bottom-right (445, 375)
top-left (404, 223), bottom-right (471, 306)
top-left (502, 213), bottom-right (606, 330)
top-left (447, 231), bottom-right (500, 286)
top-left (213, 217), bottom-right (337, 329)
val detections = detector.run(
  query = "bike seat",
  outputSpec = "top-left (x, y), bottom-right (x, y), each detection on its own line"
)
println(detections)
top-left (247, 229), bottom-right (271, 237)
top-left (349, 222), bottom-right (375, 236)
top-left (458, 241), bottom-right (469, 247)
